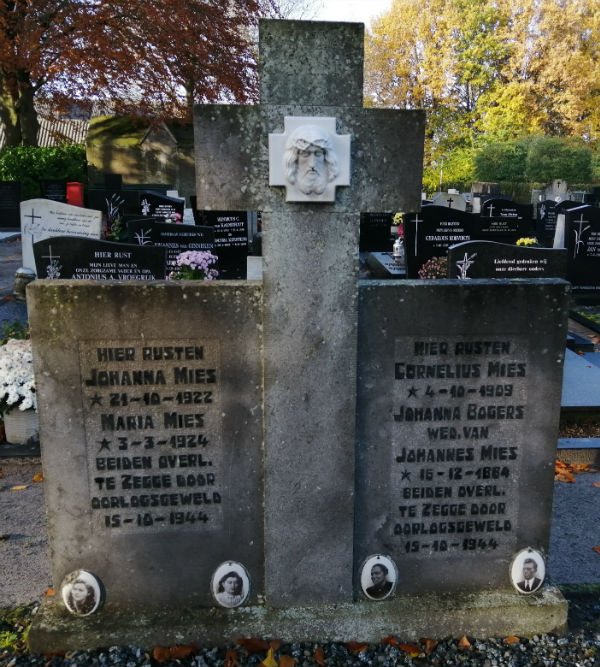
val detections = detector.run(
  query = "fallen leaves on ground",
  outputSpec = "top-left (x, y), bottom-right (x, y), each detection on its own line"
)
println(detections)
top-left (504, 636), bottom-right (520, 644)
top-left (152, 644), bottom-right (196, 662)
top-left (261, 647), bottom-right (278, 667)
top-left (593, 546), bottom-right (600, 555)
top-left (421, 638), bottom-right (438, 654)
top-left (278, 655), bottom-right (296, 667)
top-left (398, 643), bottom-right (421, 657)
top-left (237, 638), bottom-right (270, 654)
top-left (224, 649), bottom-right (239, 666)
top-left (594, 482), bottom-right (600, 488)
top-left (344, 641), bottom-right (369, 653)
top-left (555, 459), bottom-right (598, 483)
top-left (457, 636), bottom-right (471, 650)
top-left (44, 588), bottom-right (55, 596)
top-left (313, 646), bottom-right (325, 665)
top-left (10, 484), bottom-right (27, 491)
top-left (32, 472), bottom-right (43, 482)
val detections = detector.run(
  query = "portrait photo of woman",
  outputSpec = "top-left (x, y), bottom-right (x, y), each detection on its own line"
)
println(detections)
top-left (61, 570), bottom-right (103, 616)
top-left (211, 561), bottom-right (250, 608)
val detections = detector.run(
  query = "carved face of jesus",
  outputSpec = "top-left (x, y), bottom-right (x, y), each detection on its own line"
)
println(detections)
top-left (284, 125), bottom-right (339, 196)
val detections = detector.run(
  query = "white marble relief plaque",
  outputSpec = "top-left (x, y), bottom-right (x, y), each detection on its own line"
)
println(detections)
top-left (269, 116), bottom-right (351, 203)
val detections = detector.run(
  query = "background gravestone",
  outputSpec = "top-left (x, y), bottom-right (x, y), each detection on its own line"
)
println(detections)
top-left (20, 199), bottom-right (102, 273)
top-left (0, 181), bottom-right (21, 228)
top-left (536, 200), bottom-right (559, 247)
top-left (195, 210), bottom-right (249, 279)
top-left (404, 207), bottom-right (476, 278)
top-left (40, 179), bottom-right (67, 203)
top-left (139, 190), bottom-right (185, 221)
top-left (359, 212), bottom-right (395, 252)
top-left (479, 199), bottom-right (534, 241)
top-left (356, 280), bottom-right (569, 595)
top-left (33, 236), bottom-right (167, 280)
top-left (447, 241), bottom-right (568, 279)
top-left (565, 205), bottom-right (600, 303)
top-left (127, 220), bottom-right (214, 274)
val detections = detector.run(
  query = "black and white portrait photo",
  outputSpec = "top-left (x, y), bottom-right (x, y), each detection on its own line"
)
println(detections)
top-left (211, 561), bottom-right (250, 608)
top-left (510, 548), bottom-right (545, 594)
top-left (360, 554), bottom-right (397, 601)
top-left (60, 570), bottom-right (104, 616)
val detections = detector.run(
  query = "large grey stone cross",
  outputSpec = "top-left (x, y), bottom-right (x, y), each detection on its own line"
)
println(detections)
top-left (194, 19), bottom-right (424, 607)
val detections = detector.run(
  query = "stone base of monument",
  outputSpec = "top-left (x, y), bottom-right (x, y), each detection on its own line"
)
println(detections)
top-left (29, 588), bottom-right (567, 653)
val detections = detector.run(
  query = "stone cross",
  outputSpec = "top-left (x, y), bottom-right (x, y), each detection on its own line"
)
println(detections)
top-left (194, 19), bottom-right (424, 606)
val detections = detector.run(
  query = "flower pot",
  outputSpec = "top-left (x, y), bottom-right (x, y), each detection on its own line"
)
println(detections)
top-left (4, 409), bottom-right (39, 445)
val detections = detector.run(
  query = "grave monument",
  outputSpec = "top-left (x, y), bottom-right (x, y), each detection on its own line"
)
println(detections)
top-left (28, 20), bottom-right (567, 651)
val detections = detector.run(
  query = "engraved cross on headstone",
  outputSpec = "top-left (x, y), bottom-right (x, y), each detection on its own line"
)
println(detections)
top-left (194, 19), bottom-right (424, 607)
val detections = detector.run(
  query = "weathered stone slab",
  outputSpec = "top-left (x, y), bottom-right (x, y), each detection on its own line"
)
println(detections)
top-left (28, 280), bottom-right (263, 608)
top-left (355, 280), bottom-right (569, 595)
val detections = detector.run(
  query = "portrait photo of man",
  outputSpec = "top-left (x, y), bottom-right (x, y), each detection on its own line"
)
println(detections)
top-left (511, 549), bottom-right (545, 595)
top-left (516, 558), bottom-right (542, 593)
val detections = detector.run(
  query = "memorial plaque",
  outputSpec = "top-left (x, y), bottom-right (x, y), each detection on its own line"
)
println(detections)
top-left (0, 181), bottom-right (21, 228)
top-left (565, 205), bottom-right (600, 303)
top-left (355, 280), bottom-right (569, 595)
top-left (33, 236), bottom-right (167, 280)
top-left (28, 281), bottom-right (264, 607)
top-left (127, 220), bottom-right (214, 274)
top-left (359, 212), bottom-right (395, 252)
top-left (20, 199), bottom-right (102, 272)
top-left (195, 211), bottom-right (249, 279)
top-left (448, 241), bottom-right (567, 279)
top-left (79, 338), bottom-right (223, 533)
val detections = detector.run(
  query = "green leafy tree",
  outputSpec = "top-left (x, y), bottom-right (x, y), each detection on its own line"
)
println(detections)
top-left (524, 137), bottom-right (592, 184)
top-left (473, 140), bottom-right (528, 182)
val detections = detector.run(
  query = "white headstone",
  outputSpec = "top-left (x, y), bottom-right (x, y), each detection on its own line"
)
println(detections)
top-left (20, 199), bottom-right (102, 273)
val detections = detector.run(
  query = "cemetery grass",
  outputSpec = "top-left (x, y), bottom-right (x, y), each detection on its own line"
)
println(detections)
top-left (1, 590), bottom-right (600, 667)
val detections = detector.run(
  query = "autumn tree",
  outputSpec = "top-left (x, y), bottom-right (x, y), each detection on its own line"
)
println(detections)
top-left (366, 0), bottom-right (600, 186)
top-left (0, 0), bottom-right (264, 147)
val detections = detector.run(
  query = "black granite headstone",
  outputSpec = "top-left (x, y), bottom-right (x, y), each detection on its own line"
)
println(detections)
top-left (565, 205), bottom-right (600, 303)
top-left (536, 200), bottom-right (558, 247)
top-left (195, 210), bottom-right (249, 279)
top-left (359, 212), bottom-right (395, 252)
top-left (447, 241), bottom-right (568, 279)
top-left (127, 220), bottom-right (214, 275)
top-left (86, 189), bottom-right (140, 220)
top-left (140, 191), bottom-right (184, 222)
top-left (40, 179), bottom-right (67, 203)
top-left (0, 181), bottom-right (21, 228)
top-left (404, 207), bottom-right (478, 278)
top-left (479, 199), bottom-right (534, 240)
top-left (33, 236), bottom-right (167, 280)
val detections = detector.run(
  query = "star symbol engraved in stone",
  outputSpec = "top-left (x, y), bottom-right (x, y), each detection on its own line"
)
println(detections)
top-left (401, 469), bottom-right (412, 481)
top-left (408, 386), bottom-right (419, 398)
top-left (90, 393), bottom-right (103, 406)
top-left (98, 438), bottom-right (111, 452)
